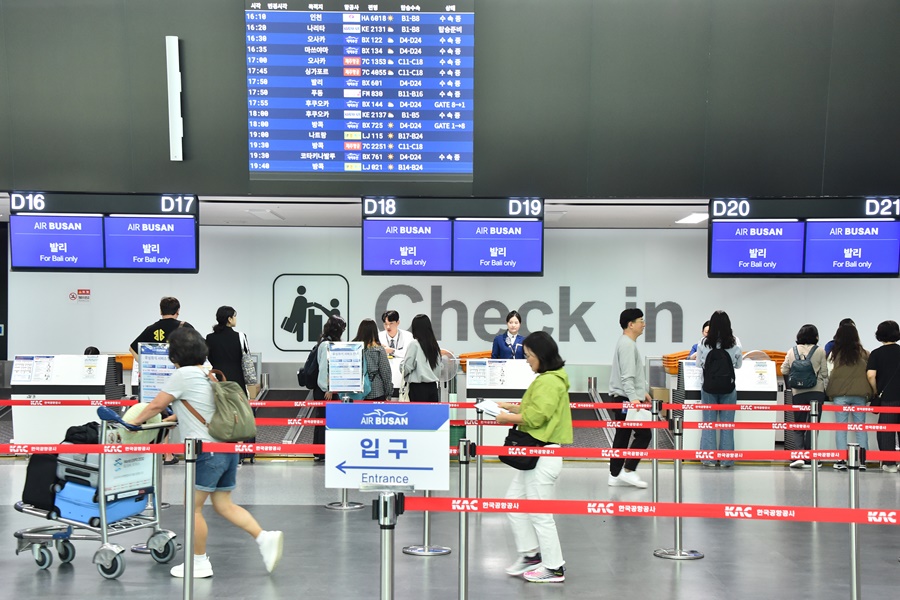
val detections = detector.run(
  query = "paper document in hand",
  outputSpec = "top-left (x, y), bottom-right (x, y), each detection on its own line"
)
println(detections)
top-left (474, 400), bottom-right (507, 418)
top-left (625, 408), bottom-right (652, 422)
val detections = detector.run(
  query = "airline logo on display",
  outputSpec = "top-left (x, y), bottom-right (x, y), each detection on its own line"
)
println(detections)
top-left (273, 274), bottom-right (350, 352)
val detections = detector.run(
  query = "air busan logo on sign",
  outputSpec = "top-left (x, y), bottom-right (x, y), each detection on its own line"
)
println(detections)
top-left (724, 506), bottom-right (753, 519)
top-left (361, 409), bottom-right (409, 426)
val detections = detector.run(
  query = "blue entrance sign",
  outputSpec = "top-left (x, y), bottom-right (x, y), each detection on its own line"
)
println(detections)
top-left (325, 403), bottom-right (449, 491)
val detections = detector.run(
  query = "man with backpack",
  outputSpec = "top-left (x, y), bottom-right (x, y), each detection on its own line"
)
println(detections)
top-left (781, 324), bottom-right (828, 468)
top-left (695, 311), bottom-right (743, 467)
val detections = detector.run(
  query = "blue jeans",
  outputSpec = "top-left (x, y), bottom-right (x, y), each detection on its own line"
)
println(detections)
top-left (833, 396), bottom-right (869, 453)
top-left (699, 389), bottom-right (737, 466)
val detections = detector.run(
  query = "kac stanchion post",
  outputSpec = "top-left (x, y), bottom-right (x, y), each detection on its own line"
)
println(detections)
top-left (475, 405), bottom-right (484, 499)
top-left (402, 489), bottom-right (451, 556)
top-left (326, 394), bottom-right (365, 511)
top-left (458, 439), bottom-right (473, 600)
top-left (847, 443), bottom-right (861, 600)
top-left (653, 417), bottom-right (703, 560)
top-left (182, 438), bottom-right (201, 600)
top-left (651, 398), bottom-right (661, 503)
top-left (372, 491), bottom-right (405, 600)
top-left (811, 401), bottom-right (820, 507)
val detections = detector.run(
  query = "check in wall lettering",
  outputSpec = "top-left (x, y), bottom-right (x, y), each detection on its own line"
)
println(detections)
top-left (273, 275), bottom-right (684, 349)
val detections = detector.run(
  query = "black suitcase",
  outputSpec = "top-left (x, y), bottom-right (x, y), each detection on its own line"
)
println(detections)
top-left (22, 454), bottom-right (61, 512)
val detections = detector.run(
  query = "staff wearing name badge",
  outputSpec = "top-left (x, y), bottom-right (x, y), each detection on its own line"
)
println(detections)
top-left (379, 310), bottom-right (413, 358)
top-left (491, 310), bottom-right (526, 360)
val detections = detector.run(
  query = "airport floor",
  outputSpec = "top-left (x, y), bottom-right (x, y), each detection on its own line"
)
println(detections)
top-left (1, 457), bottom-right (898, 600)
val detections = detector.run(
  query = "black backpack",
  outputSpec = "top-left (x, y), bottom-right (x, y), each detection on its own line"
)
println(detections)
top-left (297, 344), bottom-right (320, 389)
top-left (787, 345), bottom-right (819, 389)
top-left (702, 347), bottom-right (736, 394)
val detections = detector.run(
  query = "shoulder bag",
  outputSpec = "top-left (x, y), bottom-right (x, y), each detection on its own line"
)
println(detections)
top-left (499, 425), bottom-right (548, 470)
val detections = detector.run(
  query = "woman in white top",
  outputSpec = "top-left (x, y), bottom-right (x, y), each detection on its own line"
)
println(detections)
top-left (128, 328), bottom-right (283, 578)
top-left (400, 314), bottom-right (442, 402)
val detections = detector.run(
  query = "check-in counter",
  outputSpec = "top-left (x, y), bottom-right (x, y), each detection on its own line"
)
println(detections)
top-left (11, 354), bottom-right (122, 444)
top-left (676, 358), bottom-right (779, 451)
top-left (465, 359), bottom-right (536, 445)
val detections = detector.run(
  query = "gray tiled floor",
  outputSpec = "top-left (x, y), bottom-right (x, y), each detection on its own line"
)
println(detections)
top-left (1, 458), bottom-right (898, 599)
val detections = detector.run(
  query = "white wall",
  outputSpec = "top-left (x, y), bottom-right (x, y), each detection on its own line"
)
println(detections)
top-left (9, 226), bottom-right (898, 363)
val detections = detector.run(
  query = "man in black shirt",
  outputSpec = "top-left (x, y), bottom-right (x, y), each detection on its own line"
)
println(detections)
top-left (130, 296), bottom-right (193, 464)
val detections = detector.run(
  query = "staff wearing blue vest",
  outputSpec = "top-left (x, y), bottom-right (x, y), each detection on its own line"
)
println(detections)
top-left (492, 310), bottom-right (525, 359)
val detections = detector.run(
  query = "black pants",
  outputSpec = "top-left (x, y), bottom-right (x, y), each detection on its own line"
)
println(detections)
top-left (877, 404), bottom-right (900, 465)
top-left (408, 382), bottom-right (439, 402)
top-left (609, 399), bottom-right (651, 476)
top-left (791, 391), bottom-right (825, 452)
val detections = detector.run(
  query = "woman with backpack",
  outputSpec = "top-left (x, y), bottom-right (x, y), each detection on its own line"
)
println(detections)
top-left (781, 324), bottom-right (829, 468)
top-left (352, 318), bottom-right (394, 400)
top-left (695, 310), bottom-right (743, 467)
top-left (826, 323), bottom-right (870, 470)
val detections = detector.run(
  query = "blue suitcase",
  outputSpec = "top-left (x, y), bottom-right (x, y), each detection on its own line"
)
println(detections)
top-left (54, 482), bottom-right (146, 527)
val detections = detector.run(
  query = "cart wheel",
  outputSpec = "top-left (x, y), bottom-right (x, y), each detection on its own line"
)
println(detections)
top-left (96, 554), bottom-right (125, 579)
top-left (35, 546), bottom-right (53, 570)
top-left (150, 539), bottom-right (177, 564)
top-left (56, 540), bottom-right (76, 564)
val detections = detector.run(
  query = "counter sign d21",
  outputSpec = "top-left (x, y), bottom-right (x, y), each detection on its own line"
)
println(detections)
top-left (325, 403), bottom-right (449, 491)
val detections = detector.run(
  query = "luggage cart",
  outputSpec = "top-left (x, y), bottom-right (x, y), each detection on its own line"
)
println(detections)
top-left (13, 406), bottom-right (178, 579)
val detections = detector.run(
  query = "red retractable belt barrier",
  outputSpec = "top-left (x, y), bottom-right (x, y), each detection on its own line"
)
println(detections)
top-left (0, 399), bottom-right (139, 407)
top-left (403, 496), bottom-right (900, 526)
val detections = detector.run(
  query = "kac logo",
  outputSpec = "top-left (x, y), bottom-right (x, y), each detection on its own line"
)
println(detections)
top-left (698, 423), bottom-right (715, 429)
top-left (601, 448), bottom-right (621, 458)
top-left (587, 502), bottom-right (615, 515)
top-left (451, 500), bottom-right (479, 511)
top-left (10, 444), bottom-right (28, 454)
top-left (867, 511), bottom-right (897, 524)
top-left (235, 444), bottom-right (254, 453)
top-left (847, 424), bottom-right (864, 431)
top-left (696, 451), bottom-right (716, 460)
top-left (790, 451), bottom-right (810, 460)
top-left (724, 506), bottom-right (753, 519)
top-left (772, 423), bottom-right (788, 430)
top-left (508, 447), bottom-right (528, 456)
top-left (104, 445), bottom-right (122, 454)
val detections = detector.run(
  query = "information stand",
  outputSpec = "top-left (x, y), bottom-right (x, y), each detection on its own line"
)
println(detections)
top-left (327, 342), bottom-right (365, 394)
top-left (677, 359), bottom-right (778, 451)
top-left (137, 343), bottom-right (176, 402)
top-left (11, 354), bottom-right (116, 444)
top-left (465, 359), bottom-right (536, 446)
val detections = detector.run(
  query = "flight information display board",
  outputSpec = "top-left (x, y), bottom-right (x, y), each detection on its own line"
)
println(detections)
top-left (245, 0), bottom-right (474, 181)
top-left (362, 197), bottom-right (543, 276)
top-left (8, 192), bottom-right (199, 273)
top-left (708, 197), bottom-right (900, 278)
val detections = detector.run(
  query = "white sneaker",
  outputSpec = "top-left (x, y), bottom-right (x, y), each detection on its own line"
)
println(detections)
top-left (608, 474), bottom-right (623, 487)
top-left (505, 552), bottom-right (542, 576)
top-left (882, 464), bottom-right (899, 473)
top-left (615, 470), bottom-right (648, 489)
top-left (170, 558), bottom-right (213, 578)
top-left (257, 530), bottom-right (284, 573)
top-left (789, 459), bottom-right (806, 469)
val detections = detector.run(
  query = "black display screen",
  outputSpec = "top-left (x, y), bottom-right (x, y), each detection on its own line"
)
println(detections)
top-left (8, 192), bottom-right (199, 273)
top-left (708, 197), bottom-right (900, 278)
top-left (245, 0), bottom-right (474, 182)
top-left (361, 197), bottom-right (543, 276)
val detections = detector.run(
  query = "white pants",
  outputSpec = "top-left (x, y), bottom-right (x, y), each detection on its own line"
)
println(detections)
top-left (505, 453), bottom-right (564, 569)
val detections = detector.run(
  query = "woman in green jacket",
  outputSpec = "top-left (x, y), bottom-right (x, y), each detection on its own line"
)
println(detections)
top-left (496, 331), bottom-right (573, 584)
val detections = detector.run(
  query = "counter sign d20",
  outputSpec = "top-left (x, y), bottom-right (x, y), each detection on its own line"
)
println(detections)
top-left (325, 403), bottom-right (449, 491)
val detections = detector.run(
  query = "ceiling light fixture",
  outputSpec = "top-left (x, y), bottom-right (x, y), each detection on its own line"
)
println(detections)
top-left (676, 212), bottom-right (709, 224)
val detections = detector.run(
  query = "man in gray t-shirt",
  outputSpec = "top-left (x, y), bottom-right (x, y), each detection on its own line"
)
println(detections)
top-left (607, 308), bottom-right (653, 489)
